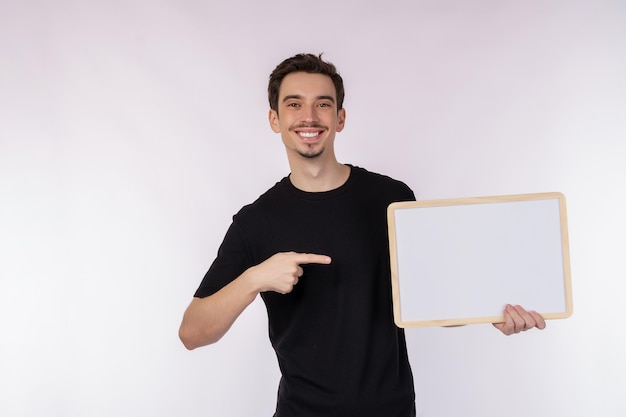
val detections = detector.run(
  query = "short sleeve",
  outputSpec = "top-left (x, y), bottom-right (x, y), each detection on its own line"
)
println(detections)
top-left (193, 220), bottom-right (252, 298)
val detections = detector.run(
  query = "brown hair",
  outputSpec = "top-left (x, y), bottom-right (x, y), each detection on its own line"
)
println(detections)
top-left (268, 53), bottom-right (345, 113)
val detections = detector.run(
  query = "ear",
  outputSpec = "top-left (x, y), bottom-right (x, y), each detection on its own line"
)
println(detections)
top-left (268, 109), bottom-right (281, 133)
top-left (336, 108), bottom-right (346, 132)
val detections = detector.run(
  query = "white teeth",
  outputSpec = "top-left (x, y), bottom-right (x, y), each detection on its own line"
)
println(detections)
top-left (299, 131), bottom-right (319, 138)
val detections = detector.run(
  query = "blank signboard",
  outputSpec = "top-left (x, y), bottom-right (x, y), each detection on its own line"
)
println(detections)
top-left (387, 192), bottom-right (572, 328)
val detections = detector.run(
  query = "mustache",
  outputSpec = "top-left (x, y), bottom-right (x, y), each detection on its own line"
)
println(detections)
top-left (290, 123), bottom-right (326, 130)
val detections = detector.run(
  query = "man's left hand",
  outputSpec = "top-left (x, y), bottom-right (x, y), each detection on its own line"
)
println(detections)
top-left (493, 304), bottom-right (546, 335)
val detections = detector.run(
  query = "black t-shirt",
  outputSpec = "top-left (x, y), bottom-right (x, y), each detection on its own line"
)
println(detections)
top-left (195, 165), bottom-right (416, 417)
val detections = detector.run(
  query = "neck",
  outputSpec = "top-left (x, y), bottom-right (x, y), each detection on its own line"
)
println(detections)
top-left (287, 157), bottom-right (350, 192)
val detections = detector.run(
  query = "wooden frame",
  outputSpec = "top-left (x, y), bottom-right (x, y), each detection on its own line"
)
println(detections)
top-left (387, 192), bottom-right (572, 328)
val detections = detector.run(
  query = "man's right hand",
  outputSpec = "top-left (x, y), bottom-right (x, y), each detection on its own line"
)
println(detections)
top-left (246, 251), bottom-right (332, 294)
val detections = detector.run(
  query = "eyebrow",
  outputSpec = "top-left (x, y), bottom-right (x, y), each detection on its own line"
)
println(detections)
top-left (281, 94), bottom-right (336, 103)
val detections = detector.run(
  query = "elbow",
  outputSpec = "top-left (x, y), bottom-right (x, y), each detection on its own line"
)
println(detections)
top-left (179, 328), bottom-right (198, 351)
top-left (178, 323), bottom-right (220, 350)
top-left (179, 325), bottom-right (203, 350)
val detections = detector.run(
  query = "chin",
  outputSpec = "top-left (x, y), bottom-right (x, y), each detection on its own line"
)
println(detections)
top-left (298, 148), bottom-right (325, 159)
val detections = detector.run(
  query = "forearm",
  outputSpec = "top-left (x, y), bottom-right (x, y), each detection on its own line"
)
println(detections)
top-left (179, 271), bottom-right (259, 350)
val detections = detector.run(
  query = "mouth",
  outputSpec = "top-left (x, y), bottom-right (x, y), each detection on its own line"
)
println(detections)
top-left (293, 127), bottom-right (326, 143)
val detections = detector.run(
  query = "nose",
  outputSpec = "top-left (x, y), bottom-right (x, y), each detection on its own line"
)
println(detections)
top-left (301, 104), bottom-right (318, 123)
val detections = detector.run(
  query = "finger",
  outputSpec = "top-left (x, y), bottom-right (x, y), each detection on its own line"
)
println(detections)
top-left (529, 310), bottom-right (547, 330)
top-left (292, 253), bottom-right (332, 265)
top-left (493, 305), bottom-right (515, 335)
top-left (492, 321), bottom-right (510, 335)
top-left (507, 305), bottom-right (527, 333)
top-left (502, 306), bottom-right (516, 335)
top-left (513, 305), bottom-right (534, 330)
top-left (279, 279), bottom-right (297, 294)
top-left (513, 305), bottom-right (548, 332)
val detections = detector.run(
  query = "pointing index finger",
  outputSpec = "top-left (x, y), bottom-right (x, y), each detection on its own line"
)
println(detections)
top-left (293, 252), bottom-right (332, 265)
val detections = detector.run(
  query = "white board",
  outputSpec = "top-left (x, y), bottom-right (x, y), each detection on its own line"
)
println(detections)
top-left (387, 192), bottom-right (573, 328)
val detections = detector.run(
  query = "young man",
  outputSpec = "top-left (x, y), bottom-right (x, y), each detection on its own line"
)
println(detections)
top-left (179, 53), bottom-right (546, 417)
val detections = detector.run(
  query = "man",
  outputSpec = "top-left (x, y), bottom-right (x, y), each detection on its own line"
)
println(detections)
top-left (179, 53), bottom-right (546, 417)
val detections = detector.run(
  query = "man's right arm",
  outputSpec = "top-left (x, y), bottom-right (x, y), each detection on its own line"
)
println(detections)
top-left (178, 252), bottom-right (332, 350)
top-left (178, 270), bottom-right (259, 350)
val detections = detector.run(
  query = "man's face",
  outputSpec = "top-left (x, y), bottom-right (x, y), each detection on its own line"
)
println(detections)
top-left (269, 72), bottom-right (346, 160)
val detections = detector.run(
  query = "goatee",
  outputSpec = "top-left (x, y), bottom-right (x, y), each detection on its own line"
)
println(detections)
top-left (298, 146), bottom-right (324, 159)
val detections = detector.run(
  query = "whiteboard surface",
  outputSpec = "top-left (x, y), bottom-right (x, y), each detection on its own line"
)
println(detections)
top-left (388, 193), bottom-right (572, 327)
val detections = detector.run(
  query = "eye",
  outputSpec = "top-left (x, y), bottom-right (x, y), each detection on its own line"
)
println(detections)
top-left (318, 102), bottom-right (332, 108)
top-left (287, 102), bottom-right (300, 108)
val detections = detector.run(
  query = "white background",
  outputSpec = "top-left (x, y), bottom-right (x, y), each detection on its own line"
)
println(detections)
top-left (1, 1), bottom-right (624, 416)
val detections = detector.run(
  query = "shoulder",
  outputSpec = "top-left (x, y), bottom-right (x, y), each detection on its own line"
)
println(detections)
top-left (233, 176), bottom-right (290, 221)
top-left (349, 165), bottom-right (415, 200)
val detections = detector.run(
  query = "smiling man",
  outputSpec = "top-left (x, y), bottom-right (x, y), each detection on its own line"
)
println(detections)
top-left (179, 53), bottom-right (546, 417)
top-left (270, 71), bottom-right (345, 161)
top-left (268, 65), bottom-right (349, 192)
